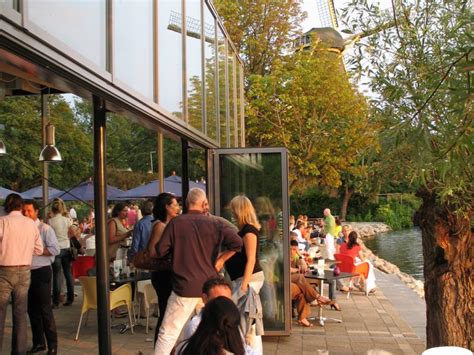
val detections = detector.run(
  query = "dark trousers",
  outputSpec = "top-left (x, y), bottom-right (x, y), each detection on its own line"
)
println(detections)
top-left (0, 266), bottom-right (31, 355)
top-left (52, 249), bottom-right (74, 305)
top-left (151, 270), bottom-right (173, 344)
top-left (28, 266), bottom-right (57, 350)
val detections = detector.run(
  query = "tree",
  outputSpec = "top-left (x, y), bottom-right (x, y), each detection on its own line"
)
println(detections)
top-left (247, 46), bottom-right (379, 192)
top-left (341, 0), bottom-right (473, 348)
top-left (213, 0), bottom-right (305, 77)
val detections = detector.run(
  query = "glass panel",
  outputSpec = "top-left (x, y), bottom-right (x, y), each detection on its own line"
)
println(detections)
top-left (186, 0), bottom-right (203, 131)
top-left (217, 151), bottom-right (288, 332)
top-left (13, 0), bottom-right (20, 12)
top-left (217, 27), bottom-right (227, 147)
top-left (26, 1), bottom-right (106, 69)
top-left (236, 63), bottom-right (243, 147)
top-left (158, 0), bottom-right (183, 118)
top-left (114, 0), bottom-right (153, 99)
top-left (204, 5), bottom-right (217, 141)
top-left (228, 51), bottom-right (235, 147)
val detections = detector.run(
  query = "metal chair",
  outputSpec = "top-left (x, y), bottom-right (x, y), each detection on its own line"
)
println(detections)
top-left (334, 253), bottom-right (369, 298)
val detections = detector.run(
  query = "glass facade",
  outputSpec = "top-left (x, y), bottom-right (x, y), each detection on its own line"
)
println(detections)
top-left (10, 0), bottom-right (243, 148)
top-left (204, 4), bottom-right (218, 141)
top-left (218, 27), bottom-right (228, 147)
top-left (186, 0), bottom-right (203, 132)
top-left (113, 0), bottom-right (153, 99)
top-left (237, 65), bottom-right (243, 147)
top-left (158, 0), bottom-right (183, 119)
top-left (25, 1), bottom-right (107, 69)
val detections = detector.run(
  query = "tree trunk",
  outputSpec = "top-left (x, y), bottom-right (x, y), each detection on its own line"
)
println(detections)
top-left (417, 188), bottom-right (473, 350)
top-left (340, 186), bottom-right (354, 221)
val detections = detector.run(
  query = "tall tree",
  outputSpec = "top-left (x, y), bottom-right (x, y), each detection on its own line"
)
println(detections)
top-left (213, 0), bottom-right (305, 76)
top-left (341, 0), bottom-right (473, 348)
top-left (247, 46), bottom-right (378, 191)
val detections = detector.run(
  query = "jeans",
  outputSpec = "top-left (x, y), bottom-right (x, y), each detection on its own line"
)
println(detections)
top-left (52, 249), bottom-right (74, 305)
top-left (28, 266), bottom-right (57, 350)
top-left (154, 291), bottom-right (201, 355)
top-left (0, 266), bottom-right (31, 355)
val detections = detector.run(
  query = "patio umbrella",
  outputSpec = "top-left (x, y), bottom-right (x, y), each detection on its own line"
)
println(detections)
top-left (0, 186), bottom-right (22, 200)
top-left (21, 185), bottom-right (64, 200)
top-left (50, 180), bottom-right (124, 201)
top-left (119, 179), bottom-right (181, 199)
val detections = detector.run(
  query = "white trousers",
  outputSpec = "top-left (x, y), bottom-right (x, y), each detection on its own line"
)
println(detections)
top-left (154, 291), bottom-right (201, 355)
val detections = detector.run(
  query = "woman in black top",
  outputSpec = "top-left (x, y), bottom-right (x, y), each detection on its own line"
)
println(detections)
top-left (224, 195), bottom-right (264, 353)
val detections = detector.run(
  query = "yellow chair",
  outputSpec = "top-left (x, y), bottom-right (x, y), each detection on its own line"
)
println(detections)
top-left (75, 276), bottom-right (134, 341)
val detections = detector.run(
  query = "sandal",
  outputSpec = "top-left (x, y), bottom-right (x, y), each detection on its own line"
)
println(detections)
top-left (297, 319), bottom-right (314, 327)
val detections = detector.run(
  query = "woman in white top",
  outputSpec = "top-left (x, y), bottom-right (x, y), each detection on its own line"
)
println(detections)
top-left (49, 198), bottom-right (75, 307)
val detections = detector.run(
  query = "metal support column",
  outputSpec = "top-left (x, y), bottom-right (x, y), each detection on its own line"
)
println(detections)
top-left (92, 95), bottom-right (111, 355)
top-left (157, 131), bottom-right (164, 193)
top-left (181, 138), bottom-right (189, 212)
top-left (41, 92), bottom-right (49, 218)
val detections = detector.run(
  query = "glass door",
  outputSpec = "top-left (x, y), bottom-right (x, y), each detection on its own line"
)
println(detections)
top-left (211, 147), bottom-right (291, 336)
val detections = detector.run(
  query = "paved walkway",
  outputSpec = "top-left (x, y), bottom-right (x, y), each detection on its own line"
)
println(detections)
top-left (3, 270), bottom-right (426, 354)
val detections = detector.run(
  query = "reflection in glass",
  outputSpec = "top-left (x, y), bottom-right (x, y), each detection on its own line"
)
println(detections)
top-left (114, 0), bottom-right (153, 99)
top-left (158, 0), bottom-right (183, 118)
top-left (236, 64), bottom-right (243, 147)
top-left (219, 153), bottom-right (286, 332)
top-left (218, 28), bottom-right (227, 147)
top-left (228, 53), bottom-right (235, 147)
top-left (204, 5), bottom-right (217, 141)
top-left (186, 0), bottom-right (203, 131)
top-left (26, 1), bottom-right (106, 69)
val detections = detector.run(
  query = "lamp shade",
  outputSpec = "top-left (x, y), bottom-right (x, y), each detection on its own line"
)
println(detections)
top-left (39, 123), bottom-right (62, 162)
top-left (0, 139), bottom-right (6, 156)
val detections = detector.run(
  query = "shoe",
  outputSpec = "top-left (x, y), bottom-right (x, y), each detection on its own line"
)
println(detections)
top-left (27, 344), bottom-right (46, 353)
top-left (63, 301), bottom-right (73, 306)
top-left (297, 319), bottom-right (314, 327)
top-left (368, 288), bottom-right (377, 294)
top-left (47, 348), bottom-right (57, 354)
top-left (52, 303), bottom-right (59, 309)
top-left (339, 286), bottom-right (350, 293)
top-left (330, 302), bottom-right (342, 311)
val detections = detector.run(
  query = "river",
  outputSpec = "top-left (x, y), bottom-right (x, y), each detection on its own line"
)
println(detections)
top-left (364, 227), bottom-right (424, 281)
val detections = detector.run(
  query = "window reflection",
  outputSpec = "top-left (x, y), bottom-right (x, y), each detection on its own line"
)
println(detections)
top-left (228, 53), bottom-right (235, 147)
top-left (114, 0), bottom-right (153, 99)
top-left (158, 0), bottom-right (183, 119)
top-left (186, 0), bottom-right (203, 132)
top-left (26, 1), bottom-right (106, 69)
top-left (204, 4), bottom-right (217, 141)
top-left (218, 28), bottom-right (227, 147)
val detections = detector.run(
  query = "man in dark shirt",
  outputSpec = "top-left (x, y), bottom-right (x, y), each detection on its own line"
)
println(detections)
top-left (154, 188), bottom-right (242, 355)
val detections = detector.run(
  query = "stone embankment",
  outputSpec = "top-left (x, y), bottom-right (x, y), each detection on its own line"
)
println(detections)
top-left (347, 222), bottom-right (425, 299)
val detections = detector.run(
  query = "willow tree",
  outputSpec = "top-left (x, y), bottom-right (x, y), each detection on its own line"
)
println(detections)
top-left (341, 0), bottom-right (473, 348)
top-left (247, 46), bottom-right (378, 191)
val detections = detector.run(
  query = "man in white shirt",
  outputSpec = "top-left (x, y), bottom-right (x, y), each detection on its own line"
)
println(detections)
top-left (23, 200), bottom-right (60, 355)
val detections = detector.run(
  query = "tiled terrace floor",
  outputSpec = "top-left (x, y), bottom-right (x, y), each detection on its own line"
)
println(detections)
top-left (3, 270), bottom-right (426, 354)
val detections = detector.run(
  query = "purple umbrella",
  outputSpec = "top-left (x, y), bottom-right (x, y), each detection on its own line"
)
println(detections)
top-left (0, 187), bottom-right (23, 199)
top-left (21, 185), bottom-right (64, 200)
top-left (50, 180), bottom-right (124, 201)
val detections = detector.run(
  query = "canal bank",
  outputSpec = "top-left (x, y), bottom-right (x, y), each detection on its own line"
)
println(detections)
top-left (348, 222), bottom-right (425, 298)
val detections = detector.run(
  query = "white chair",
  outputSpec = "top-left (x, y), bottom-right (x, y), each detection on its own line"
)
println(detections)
top-left (136, 280), bottom-right (158, 333)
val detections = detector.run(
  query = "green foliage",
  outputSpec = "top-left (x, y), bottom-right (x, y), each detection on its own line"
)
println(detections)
top-left (341, 0), bottom-right (473, 215)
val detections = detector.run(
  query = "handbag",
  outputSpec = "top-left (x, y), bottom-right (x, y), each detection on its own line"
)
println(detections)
top-left (69, 237), bottom-right (84, 261)
top-left (133, 249), bottom-right (171, 271)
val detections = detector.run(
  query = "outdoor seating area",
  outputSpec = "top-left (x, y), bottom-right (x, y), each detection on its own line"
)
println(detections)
top-left (1, 269), bottom-right (426, 354)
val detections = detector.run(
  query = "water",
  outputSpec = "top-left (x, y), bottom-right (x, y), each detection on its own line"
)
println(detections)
top-left (364, 227), bottom-right (424, 280)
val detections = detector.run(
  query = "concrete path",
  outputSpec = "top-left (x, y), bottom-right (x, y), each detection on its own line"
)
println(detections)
top-left (2, 271), bottom-right (426, 354)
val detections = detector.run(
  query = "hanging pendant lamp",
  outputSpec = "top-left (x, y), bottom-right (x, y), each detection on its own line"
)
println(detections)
top-left (39, 123), bottom-right (62, 162)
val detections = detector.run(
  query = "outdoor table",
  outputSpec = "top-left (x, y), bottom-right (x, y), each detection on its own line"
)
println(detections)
top-left (110, 272), bottom-right (151, 334)
top-left (305, 270), bottom-right (358, 326)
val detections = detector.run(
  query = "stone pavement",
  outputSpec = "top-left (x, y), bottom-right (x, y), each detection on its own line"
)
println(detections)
top-left (3, 270), bottom-right (426, 354)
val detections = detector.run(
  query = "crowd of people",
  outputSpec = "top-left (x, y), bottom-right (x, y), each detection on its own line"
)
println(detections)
top-left (0, 188), bottom-right (378, 354)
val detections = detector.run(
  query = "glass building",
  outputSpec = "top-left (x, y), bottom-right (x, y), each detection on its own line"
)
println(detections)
top-left (0, 0), bottom-right (291, 345)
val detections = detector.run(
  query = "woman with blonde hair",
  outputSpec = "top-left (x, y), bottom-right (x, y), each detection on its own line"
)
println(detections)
top-left (224, 195), bottom-right (264, 354)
